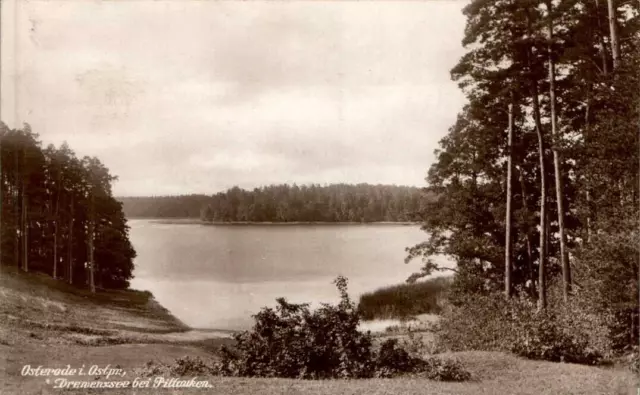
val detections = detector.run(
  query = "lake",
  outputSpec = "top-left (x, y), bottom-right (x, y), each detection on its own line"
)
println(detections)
top-left (128, 219), bottom-right (445, 330)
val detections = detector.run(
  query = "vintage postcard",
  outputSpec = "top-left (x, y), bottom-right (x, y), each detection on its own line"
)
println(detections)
top-left (0, 0), bottom-right (638, 394)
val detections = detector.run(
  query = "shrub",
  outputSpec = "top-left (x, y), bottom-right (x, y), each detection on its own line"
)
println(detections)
top-left (215, 276), bottom-right (373, 379)
top-left (213, 276), bottom-right (470, 380)
top-left (571, 227), bottom-right (639, 353)
top-left (508, 309), bottom-right (602, 365)
top-left (422, 357), bottom-right (471, 382)
top-left (436, 293), bottom-right (516, 352)
top-left (374, 339), bottom-right (419, 377)
top-left (400, 331), bottom-right (428, 356)
top-left (436, 292), bottom-right (604, 365)
top-left (374, 339), bottom-right (469, 381)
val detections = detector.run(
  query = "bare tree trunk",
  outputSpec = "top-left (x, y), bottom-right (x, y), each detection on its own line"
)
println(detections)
top-left (53, 232), bottom-right (57, 278)
top-left (53, 169), bottom-right (62, 279)
top-left (545, 208), bottom-right (550, 270)
top-left (547, 0), bottom-right (571, 302)
top-left (14, 152), bottom-right (19, 268)
top-left (525, 9), bottom-right (548, 310)
top-left (22, 193), bottom-right (27, 272)
top-left (0, 135), bottom-right (2, 268)
top-left (88, 191), bottom-right (96, 293)
top-left (607, 0), bottom-right (620, 70)
top-left (505, 97), bottom-right (514, 299)
top-left (53, 173), bottom-right (61, 279)
top-left (531, 82), bottom-right (548, 310)
top-left (68, 195), bottom-right (74, 285)
top-left (586, 191), bottom-right (592, 242)
top-left (595, 0), bottom-right (609, 76)
top-left (21, 148), bottom-right (28, 272)
top-left (517, 166), bottom-right (536, 297)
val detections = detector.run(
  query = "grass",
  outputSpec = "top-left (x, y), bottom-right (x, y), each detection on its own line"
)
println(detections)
top-left (0, 263), bottom-right (231, 350)
top-left (0, 265), bottom-right (187, 332)
top-left (358, 277), bottom-right (452, 320)
top-left (0, 266), bottom-right (638, 395)
top-left (7, 351), bottom-right (636, 395)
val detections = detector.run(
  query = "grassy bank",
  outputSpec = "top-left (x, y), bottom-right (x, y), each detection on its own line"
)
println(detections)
top-left (358, 277), bottom-right (452, 320)
top-left (0, 265), bottom-right (234, 394)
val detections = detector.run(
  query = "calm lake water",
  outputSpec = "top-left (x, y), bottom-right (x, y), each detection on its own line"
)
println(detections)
top-left (128, 219), bottom-right (444, 330)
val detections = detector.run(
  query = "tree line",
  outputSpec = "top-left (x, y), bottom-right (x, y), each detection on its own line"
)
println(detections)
top-left (407, 0), bottom-right (639, 350)
top-left (0, 124), bottom-right (136, 290)
top-left (120, 184), bottom-right (427, 223)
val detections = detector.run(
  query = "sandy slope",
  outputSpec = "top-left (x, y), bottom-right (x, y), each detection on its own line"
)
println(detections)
top-left (0, 265), bottom-right (232, 394)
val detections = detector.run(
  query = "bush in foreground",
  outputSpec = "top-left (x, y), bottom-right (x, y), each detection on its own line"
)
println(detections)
top-left (437, 293), bottom-right (604, 365)
top-left (212, 276), bottom-right (470, 381)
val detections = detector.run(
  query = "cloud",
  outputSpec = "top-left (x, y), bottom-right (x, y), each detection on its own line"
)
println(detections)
top-left (2, 0), bottom-right (469, 196)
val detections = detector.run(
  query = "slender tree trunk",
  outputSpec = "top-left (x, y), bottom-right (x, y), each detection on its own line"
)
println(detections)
top-left (505, 96), bottom-right (514, 299)
top-left (526, 10), bottom-right (548, 310)
top-left (21, 148), bottom-right (28, 272)
top-left (0, 135), bottom-right (2, 267)
top-left (547, 0), bottom-right (571, 302)
top-left (22, 192), bottom-right (27, 272)
top-left (53, 209), bottom-right (59, 278)
top-left (586, 191), bottom-right (593, 242)
top-left (531, 81), bottom-right (548, 310)
top-left (53, 171), bottom-right (61, 279)
top-left (88, 191), bottom-right (96, 293)
top-left (607, 0), bottom-right (620, 70)
top-left (68, 195), bottom-right (74, 285)
top-left (517, 166), bottom-right (536, 297)
top-left (53, 232), bottom-right (57, 278)
top-left (545, 208), bottom-right (551, 263)
top-left (14, 152), bottom-right (19, 268)
top-left (595, 0), bottom-right (610, 76)
top-left (0, 138), bottom-right (2, 267)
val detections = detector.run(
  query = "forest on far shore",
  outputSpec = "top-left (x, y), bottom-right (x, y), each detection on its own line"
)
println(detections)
top-left (119, 184), bottom-right (428, 223)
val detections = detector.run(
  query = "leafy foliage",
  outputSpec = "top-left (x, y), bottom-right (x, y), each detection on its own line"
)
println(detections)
top-left (0, 124), bottom-right (135, 290)
top-left (437, 293), bottom-right (604, 365)
top-left (213, 276), bottom-right (470, 381)
top-left (570, 215), bottom-right (640, 352)
top-left (407, 0), bottom-right (639, 361)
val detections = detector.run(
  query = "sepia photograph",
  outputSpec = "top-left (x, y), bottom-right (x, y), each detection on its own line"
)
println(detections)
top-left (0, 0), bottom-right (638, 394)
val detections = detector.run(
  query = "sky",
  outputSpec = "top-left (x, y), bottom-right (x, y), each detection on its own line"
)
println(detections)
top-left (1, 0), bottom-right (468, 197)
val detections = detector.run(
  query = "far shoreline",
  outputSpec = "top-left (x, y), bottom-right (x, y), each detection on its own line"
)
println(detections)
top-left (127, 218), bottom-right (421, 226)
